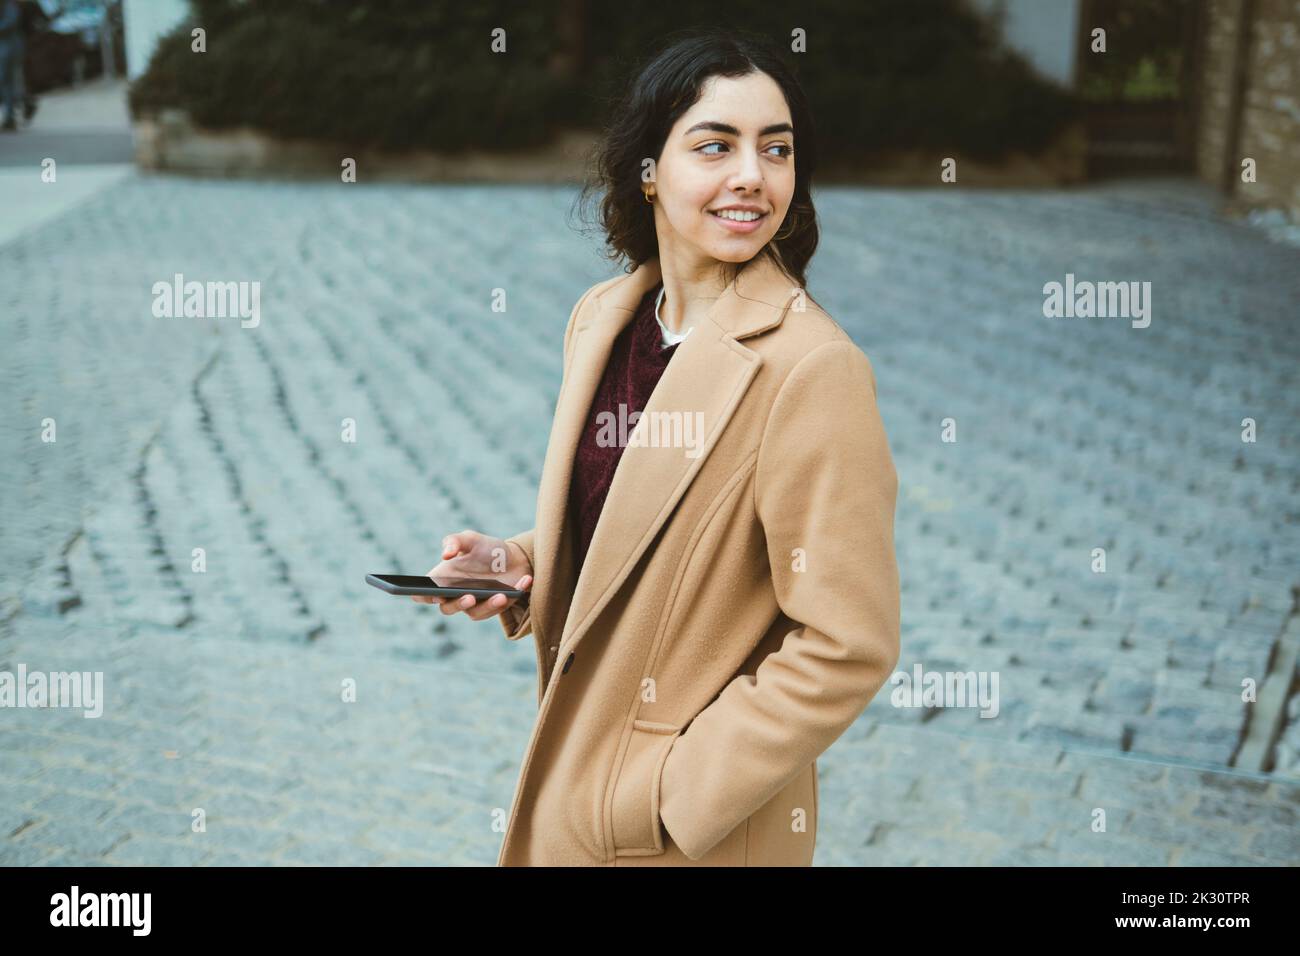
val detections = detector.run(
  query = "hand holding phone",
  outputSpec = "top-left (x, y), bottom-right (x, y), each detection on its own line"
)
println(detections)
top-left (408, 529), bottom-right (533, 622)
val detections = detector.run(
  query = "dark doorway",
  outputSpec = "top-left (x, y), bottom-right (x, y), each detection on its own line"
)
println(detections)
top-left (1076, 0), bottom-right (1205, 177)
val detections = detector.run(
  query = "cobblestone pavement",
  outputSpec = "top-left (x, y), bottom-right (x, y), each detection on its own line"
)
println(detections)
top-left (2, 175), bottom-right (1298, 866)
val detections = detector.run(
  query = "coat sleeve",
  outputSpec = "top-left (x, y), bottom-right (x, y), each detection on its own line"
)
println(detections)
top-left (656, 338), bottom-right (901, 860)
top-left (498, 528), bottom-right (536, 640)
top-left (497, 281), bottom-right (600, 641)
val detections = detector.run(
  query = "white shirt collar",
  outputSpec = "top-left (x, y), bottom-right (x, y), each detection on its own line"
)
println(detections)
top-left (653, 284), bottom-right (693, 348)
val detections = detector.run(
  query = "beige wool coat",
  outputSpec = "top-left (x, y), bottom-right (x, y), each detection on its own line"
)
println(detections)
top-left (494, 252), bottom-right (900, 866)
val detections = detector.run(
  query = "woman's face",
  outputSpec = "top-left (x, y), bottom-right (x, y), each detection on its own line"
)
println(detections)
top-left (650, 71), bottom-right (796, 269)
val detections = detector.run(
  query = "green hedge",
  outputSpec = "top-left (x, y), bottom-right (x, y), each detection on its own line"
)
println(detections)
top-left (129, 0), bottom-right (1077, 159)
top-left (129, 0), bottom-right (565, 150)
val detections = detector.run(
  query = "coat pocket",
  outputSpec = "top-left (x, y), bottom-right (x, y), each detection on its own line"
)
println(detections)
top-left (609, 720), bottom-right (682, 856)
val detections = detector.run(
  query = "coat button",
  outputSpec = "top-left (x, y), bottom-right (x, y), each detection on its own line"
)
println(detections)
top-left (562, 651), bottom-right (575, 674)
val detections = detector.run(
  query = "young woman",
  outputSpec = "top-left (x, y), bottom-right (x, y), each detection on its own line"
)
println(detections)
top-left (414, 28), bottom-right (899, 866)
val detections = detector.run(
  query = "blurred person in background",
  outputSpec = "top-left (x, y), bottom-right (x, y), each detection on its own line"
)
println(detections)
top-left (0, 0), bottom-right (21, 129)
top-left (15, 0), bottom-right (38, 121)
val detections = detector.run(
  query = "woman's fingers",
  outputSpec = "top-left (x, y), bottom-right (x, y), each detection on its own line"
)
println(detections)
top-left (441, 528), bottom-right (477, 561)
top-left (439, 594), bottom-right (473, 615)
top-left (448, 594), bottom-right (502, 622)
top-left (418, 591), bottom-right (519, 622)
top-left (465, 592), bottom-right (513, 622)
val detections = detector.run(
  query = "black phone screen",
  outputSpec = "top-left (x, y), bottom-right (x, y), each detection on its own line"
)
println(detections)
top-left (375, 575), bottom-right (517, 590)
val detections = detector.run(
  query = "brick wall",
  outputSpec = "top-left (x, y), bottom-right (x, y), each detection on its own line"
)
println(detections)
top-left (1197, 0), bottom-right (1300, 220)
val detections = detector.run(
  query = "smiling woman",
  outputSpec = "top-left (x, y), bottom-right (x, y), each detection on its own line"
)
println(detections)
top-left (575, 28), bottom-right (821, 304)
top-left (642, 71), bottom-right (803, 338)
top-left (422, 27), bottom-right (900, 867)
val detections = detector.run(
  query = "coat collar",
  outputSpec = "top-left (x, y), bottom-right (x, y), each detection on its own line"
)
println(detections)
top-left (590, 252), bottom-right (798, 339)
top-left (530, 253), bottom-right (802, 660)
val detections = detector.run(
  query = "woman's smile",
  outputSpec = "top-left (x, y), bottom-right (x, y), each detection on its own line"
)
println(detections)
top-left (708, 207), bottom-right (770, 233)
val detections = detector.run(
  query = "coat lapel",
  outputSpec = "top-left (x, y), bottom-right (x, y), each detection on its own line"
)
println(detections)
top-left (531, 254), bottom-right (802, 659)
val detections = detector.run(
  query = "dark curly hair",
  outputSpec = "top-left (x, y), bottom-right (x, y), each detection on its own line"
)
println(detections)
top-left (573, 27), bottom-right (820, 290)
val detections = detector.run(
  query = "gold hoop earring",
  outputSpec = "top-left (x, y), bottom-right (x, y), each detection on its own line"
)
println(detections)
top-left (644, 190), bottom-right (655, 203)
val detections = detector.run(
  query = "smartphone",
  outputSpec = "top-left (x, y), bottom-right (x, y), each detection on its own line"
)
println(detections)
top-left (365, 573), bottom-right (528, 603)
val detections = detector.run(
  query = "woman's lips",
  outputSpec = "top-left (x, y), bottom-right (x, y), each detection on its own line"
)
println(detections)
top-left (709, 210), bottom-right (768, 233)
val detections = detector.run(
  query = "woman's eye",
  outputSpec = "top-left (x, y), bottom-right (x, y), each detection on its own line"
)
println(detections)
top-left (696, 142), bottom-right (792, 158)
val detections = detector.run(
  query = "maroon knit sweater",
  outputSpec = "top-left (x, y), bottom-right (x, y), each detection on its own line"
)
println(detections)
top-left (569, 281), bottom-right (678, 577)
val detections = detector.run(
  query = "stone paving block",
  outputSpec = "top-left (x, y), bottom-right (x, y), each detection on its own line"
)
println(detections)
top-left (1174, 847), bottom-right (1266, 866)
top-left (0, 842), bottom-right (68, 866)
top-left (20, 789), bottom-right (117, 824)
top-left (985, 844), bottom-right (1079, 865)
top-left (277, 838), bottom-right (388, 867)
top-left (103, 837), bottom-right (210, 866)
top-left (200, 850), bottom-right (281, 866)
top-left (977, 764), bottom-right (1083, 796)
top-left (100, 803), bottom-right (201, 841)
top-left (1048, 830), bottom-right (1173, 866)
top-left (7, 816), bottom-right (130, 858)
top-left (1188, 790), bottom-right (1296, 828)
top-left (276, 806), bottom-right (375, 843)
top-left (363, 823), bottom-right (464, 860)
top-left (1024, 794), bottom-right (1109, 829)
top-left (195, 823), bottom-right (293, 857)
top-left (1246, 828), bottom-right (1300, 863)
top-left (1121, 808), bottom-right (1253, 858)
top-left (0, 807), bottom-right (40, 841)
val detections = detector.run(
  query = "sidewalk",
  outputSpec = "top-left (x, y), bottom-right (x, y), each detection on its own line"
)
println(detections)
top-left (0, 75), bottom-right (133, 161)
top-left (2, 174), bottom-right (1298, 865)
top-left (0, 77), bottom-right (136, 245)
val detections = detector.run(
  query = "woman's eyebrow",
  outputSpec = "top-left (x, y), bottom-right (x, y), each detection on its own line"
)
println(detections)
top-left (682, 121), bottom-right (794, 137)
